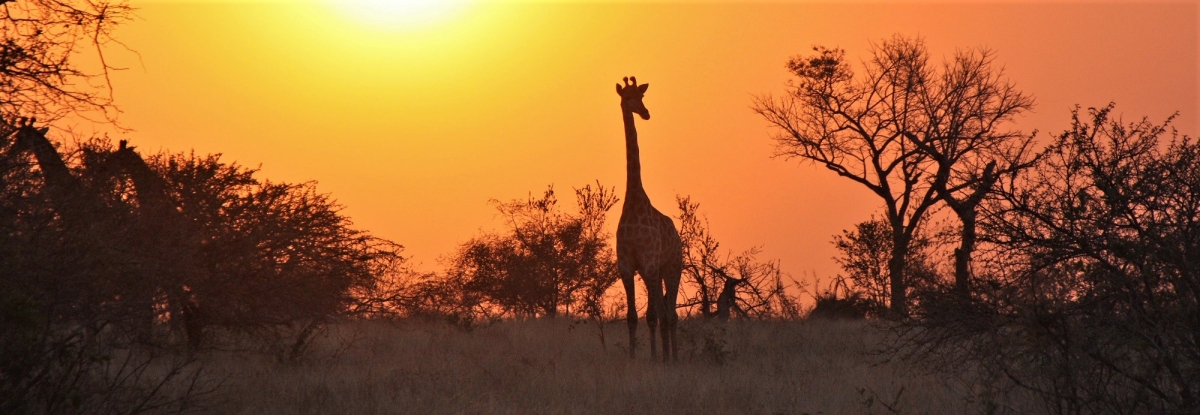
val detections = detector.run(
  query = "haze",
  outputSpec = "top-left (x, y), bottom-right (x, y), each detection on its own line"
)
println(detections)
top-left (101, 0), bottom-right (1196, 283)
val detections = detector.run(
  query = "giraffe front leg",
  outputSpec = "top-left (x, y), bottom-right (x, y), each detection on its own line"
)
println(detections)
top-left (619, 261), bottom-right (638, 360)
top-left (663, 265), bottom-right (682, 363)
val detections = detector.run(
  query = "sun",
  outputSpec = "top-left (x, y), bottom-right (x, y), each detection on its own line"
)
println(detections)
top-left (330, 0), bottom-right (471, 30)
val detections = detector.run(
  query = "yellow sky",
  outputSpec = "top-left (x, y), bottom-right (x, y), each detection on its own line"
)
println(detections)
top-left (93, 0), bottom-right (1196, 284)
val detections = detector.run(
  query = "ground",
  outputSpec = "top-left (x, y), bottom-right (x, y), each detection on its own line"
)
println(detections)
top-left (197, 318), bottom-right (1032, 414)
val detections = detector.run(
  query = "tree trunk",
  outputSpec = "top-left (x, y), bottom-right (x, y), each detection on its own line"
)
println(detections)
top-left (954, 210), bottom-right (977, 299)
top-left (888, 232), bottom-right (910, 318)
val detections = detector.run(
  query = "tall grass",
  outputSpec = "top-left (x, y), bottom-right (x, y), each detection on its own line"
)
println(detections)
top-left (195, 319), bottom-right (1033, 414)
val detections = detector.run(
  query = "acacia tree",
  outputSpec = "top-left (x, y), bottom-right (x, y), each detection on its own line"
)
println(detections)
top-left (445, 183), bottom-right (619, 318)
top-left (898, 104), bottom-right (1200, 414)
top-left (149, 150), bottom-right (405, 354)
top-left (0, 3), bottom-right (194, 411)
top-left (754, 36), bottom-right (944, 316)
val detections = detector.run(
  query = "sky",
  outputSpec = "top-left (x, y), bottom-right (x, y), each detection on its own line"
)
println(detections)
top-left (90, 0), bottom-right (1197, 289)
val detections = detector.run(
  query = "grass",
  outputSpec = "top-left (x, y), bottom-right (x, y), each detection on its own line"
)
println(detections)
top-left (193, 318), bottom-right (1022, 414)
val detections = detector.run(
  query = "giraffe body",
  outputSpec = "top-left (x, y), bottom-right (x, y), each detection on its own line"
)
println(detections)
top-left (614, 77), bottom-right (682, 362)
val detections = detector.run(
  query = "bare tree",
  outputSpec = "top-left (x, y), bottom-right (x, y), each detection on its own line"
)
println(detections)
top-left (0, 0), bottom-right (133, 122)
top-left (901, 46), bottom-right (1037, 298)
top-left (754, 36), bottom-right (944, 317)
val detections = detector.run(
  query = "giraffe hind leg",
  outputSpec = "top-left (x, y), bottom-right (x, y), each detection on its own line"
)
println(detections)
top-left (663, 264), bottom-right (682, 362)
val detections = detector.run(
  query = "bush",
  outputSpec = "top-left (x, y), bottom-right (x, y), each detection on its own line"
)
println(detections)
top-left (899, 105), bottom-right (1200, 414)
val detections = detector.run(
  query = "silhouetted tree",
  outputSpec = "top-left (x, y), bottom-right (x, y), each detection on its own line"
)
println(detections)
top-left (754, 36), bottom-right (947, 317)
top-left (0, 1), bottom-right (214, 409)
top-left (899, 104), bottom-right (1200, 414)
top-left (444, 183), bottom-right (620, 318)
top-left (989, 105), bottom-right (1199, 413)
top-left (831, 216), bottom-right (939, 317)
top-left (899, 46), bottom-right (1037, 299)
top-left (149, 150), bottom-right (405, 355)
top-left (0, 135), bottom-right (206, 414)
top-left (0, 0), bottom-right (133, 121)
top-left (756, 35), bottom-right (1039, 314)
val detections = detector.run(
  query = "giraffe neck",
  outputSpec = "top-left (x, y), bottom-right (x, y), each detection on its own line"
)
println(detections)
top-left (116, 151), bottom-right (173, 216)
top-left (622, 109), bottom-right (649, 204)
top-left (17, 131), bottom-right (76, 194)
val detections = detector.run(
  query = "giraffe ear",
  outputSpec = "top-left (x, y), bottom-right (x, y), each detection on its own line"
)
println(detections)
top-left (36, 127), bottom-right (48, 135)
top-left (638, 83), bottom-right (649, 93)
top-left (615, 83), bottom-right (624, 95)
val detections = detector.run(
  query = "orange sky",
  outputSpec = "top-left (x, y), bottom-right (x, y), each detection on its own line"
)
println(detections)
top-left (90, 0), bottom-right (1197, 287)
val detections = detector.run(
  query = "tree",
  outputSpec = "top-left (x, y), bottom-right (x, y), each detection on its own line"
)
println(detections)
top-left (981, 105), bottom-right (1200, 413)
top-left (444, 183), bottom-right (620, 318)
top-left (831, 216), bottom-right (938, 317)
top-left (149, 149), bottom-right (405, 354)
top-left (0, 2), bottom-right (212, 411)
top-left (754, 36), bottom-right (945, 317)
top-left (0, 139), bottom-right (204, 414)
top-left (0, 0), bottom-right (133, 122)
top-left (901, 46), bottom-right (1036, 298)
top-left (898, 105), bottom-right (1200, 414)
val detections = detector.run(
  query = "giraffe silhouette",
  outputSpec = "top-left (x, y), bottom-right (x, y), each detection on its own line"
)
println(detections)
top-left (4, 118), bottom-right (163, 337)
top-left (614, 76), bottom-right (683, 362)
top-left (109, 140), bottom-right (206, 349)
top-left (4, 118), bottom-right (81, 216)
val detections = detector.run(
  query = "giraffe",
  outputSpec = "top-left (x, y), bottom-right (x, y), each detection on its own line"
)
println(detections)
top-left (108, 140), bottom-right (206, 348)
top-left (4, 118), bottom-right (161, 333)
top-left (109, 140), bottom-right (178, 222)
top-left (614, 76), bottom-right (683, 362)
top-left (713, 267), bottom-right (746, 320)
top-left (3, 120), bottom-right (192, 344)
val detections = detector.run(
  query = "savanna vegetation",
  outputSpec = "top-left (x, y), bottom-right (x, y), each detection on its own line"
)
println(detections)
top-left (0, 1), bottom-right (1195, 413)
top-left (755, 35), bottom-right (1200, 414)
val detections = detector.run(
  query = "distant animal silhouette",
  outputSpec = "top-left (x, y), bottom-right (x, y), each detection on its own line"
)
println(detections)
top-left (4, 118), bottom-right (80, 216)
top-left (614, 76), bottom-right (683, 362)
top-left (3, 118), bottom-right (168, 337)
top-left (712, 266), bottom-right (746, 320)
top-left (108, 140), bottom-right (206, 348)
top-left (4, 121), bottom-right (206, 347)
top-left (110, 140), bottom-right (176, 220)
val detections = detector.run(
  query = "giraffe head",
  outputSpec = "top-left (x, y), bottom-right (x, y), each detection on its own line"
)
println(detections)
top-left (10, 117), bottom-right (49, 139)
top-left (109, 139), bottom-right (148, 168)
top-left (4, 117), bottom-right (50, 151)
top-left (615, 76), bottom-right (650, 120)
top-left (116, 139), bottom-right (137, 155)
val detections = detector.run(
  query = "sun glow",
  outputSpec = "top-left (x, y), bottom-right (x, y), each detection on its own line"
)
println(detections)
top-left (331, 0), bottom-right (471, 30)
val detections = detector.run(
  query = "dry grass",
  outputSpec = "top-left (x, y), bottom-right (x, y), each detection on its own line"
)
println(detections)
top-left (193, 319), bottom-right (1015, 414)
